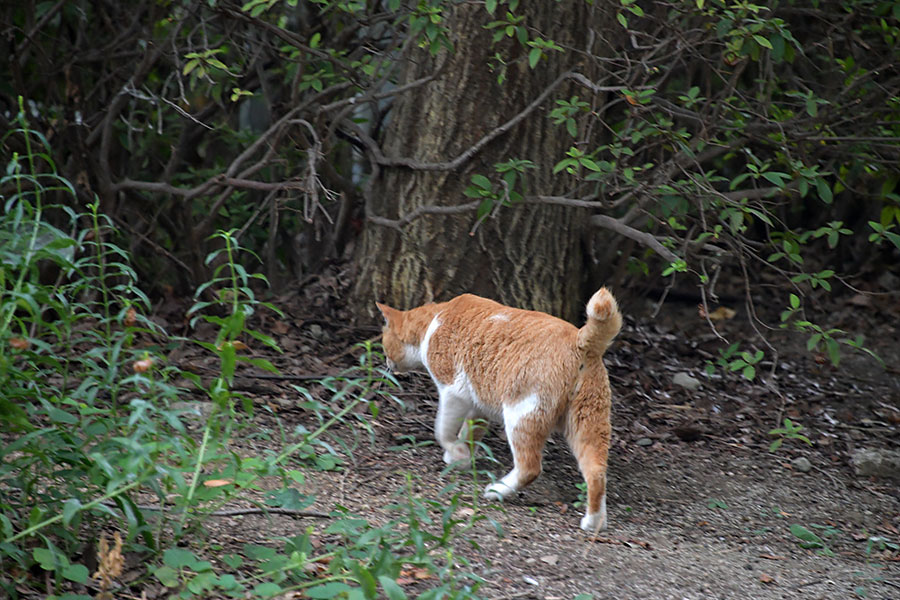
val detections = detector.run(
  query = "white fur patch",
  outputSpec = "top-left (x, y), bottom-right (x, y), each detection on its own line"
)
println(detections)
top-left (437, 368), bottom-right (481, 407)
top-left (502, 394), bottom-right (539, 442)
top-left (488, 313), bottom-right (510, 322)
top-left (580, 494), bottom-right (607, 532)
top-left (406, 315), bottom-right (441, 371)
top-left (485, 470), bottom-right (519, 500)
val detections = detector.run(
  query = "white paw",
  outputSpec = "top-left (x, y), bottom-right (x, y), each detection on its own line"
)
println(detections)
top-left (580, 511), bottom-right (607, 532)
top-left (442, 442), bottom-right (471, 465)
top-left (484, 481), bottom-right (515, 502)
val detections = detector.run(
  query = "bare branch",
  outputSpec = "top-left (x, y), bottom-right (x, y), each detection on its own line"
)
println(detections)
top-left (591, 214), bottom-right (679, 264)
top-left (366, 201), bottom-right (483, 230)
top-left (356, 71), bottom-right (632, 172)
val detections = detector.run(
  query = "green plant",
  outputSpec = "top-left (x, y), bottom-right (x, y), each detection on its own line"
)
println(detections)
top-left (0, 102), bottom-right (184, 595)
top-left (768, 418), bottom-right (813, 452)
top-left (789, 523), bottom-right (838, 557)
top-left (704, 342), bottom-right (764, 380)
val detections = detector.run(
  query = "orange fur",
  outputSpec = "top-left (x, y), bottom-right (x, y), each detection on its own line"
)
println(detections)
top-left (376, 288), bottom-right (621, 532)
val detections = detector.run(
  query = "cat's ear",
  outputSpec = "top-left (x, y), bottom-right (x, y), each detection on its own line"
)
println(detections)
top-left (375, 302), bottom-right (397, 324)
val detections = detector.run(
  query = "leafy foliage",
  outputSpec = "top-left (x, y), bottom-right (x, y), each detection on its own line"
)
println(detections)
top-left (3, 0), bottom-right (897, 372)
top-left (0, 110), bottom-right (490, 598)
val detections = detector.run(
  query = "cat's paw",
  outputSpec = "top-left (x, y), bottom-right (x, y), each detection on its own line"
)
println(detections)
top-left (442, 442), bottom-right (471, 466)
top-left (580, 511), bottom-right (608, 533)
top-left (483, 481), bottom-right (515, 501)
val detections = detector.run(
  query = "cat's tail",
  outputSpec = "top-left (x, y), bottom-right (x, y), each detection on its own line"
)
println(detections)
top-left (576, 287), bottom-right (622, 358)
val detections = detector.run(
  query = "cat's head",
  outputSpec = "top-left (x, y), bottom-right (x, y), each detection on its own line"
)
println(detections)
top-left (375, 302), bottom-right (420, 373)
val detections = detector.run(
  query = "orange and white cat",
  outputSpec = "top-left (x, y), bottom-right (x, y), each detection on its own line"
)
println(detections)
top-left (376, 287), bottom-right (621, 532)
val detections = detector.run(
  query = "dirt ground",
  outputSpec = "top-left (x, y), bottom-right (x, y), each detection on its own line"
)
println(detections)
top-left (164, 273), bottom-right (900, 600)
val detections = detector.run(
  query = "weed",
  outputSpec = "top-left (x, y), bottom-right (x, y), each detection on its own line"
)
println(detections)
top-left (789, 523), bottom-right (837, 556)
top-left (768, 418), bottom-right (813, 452)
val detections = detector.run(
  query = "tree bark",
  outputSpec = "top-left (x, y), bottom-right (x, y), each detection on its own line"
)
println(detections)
top-left (352, 1), bottom-right (600, 323)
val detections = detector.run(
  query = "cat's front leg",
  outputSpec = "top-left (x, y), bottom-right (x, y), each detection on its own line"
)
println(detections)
top-left (435, 390), bottom-right (473, 465)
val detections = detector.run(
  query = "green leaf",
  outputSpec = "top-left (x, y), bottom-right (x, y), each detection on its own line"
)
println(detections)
top-left (485, 0), bottom-right (497, 14)
top-left (46, 405), bottom-right (78, 424)
top-left (163, 548), bottom-right (198, 569)
top-left (753, 35), bottom-right (773, 49)
top-left (221, 554), bottom-right (243, 569)
top-left (306, 582), bottom-right (353, 599)
top-left (806, 333), bottom-right (822, 351)
top-left (379, 576), bottom-right (409, 600)
top-left (476, 197), bottom-right (494, 221)
top-left (471, 174), bottom-right (491, 190)
top-left (769, 438), bottom-right (783, 452)
top-left (825, 337), bottom-right (840, 366)
top-left (761, 172), bottom-right (789, 188)
top-left (580, 158), bottom-right (602, 172)
top-left (62, 498), bottom-right (81, 526)
top-left (352, 563), bottom-right (378, 598)
top-left (884, 230), bottom-right (900, 251)
top-left (806, 97), bottom-right (817, 117)
top-left (528, 47), bottom-right (541, 69)
top-left (617, 12), bottom-right (628, 27)
top-left (62, 563), bottom-right (89, 584)
top-left (742, 365), bottom-right (755, 380)
top-left (155, 565), bottom-right (180, 587)
top-left (33, 547), bottom-right (61, 571)
top-left (816, 179), bottom-right (833, 204)
top-left (790, 524), bottom-right (824, 546)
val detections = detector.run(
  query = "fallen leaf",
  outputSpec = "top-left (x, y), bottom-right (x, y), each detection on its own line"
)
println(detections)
top-left (708, 306), bottom-right (736, 321)
top-left (133, 357), bottom-right (154, 373)
top-left (203, 479), bottom-right (233, 487)
top-left (272, 321), bottom-right (290, 335)
top-left (124, 307), bottom-right (137, 327)
top-left (759, 554), bottom-right (786, 561)
top-left (759, 573), bottom-right (775, 584)
top-left (9, 337), bottom-right (29, 350)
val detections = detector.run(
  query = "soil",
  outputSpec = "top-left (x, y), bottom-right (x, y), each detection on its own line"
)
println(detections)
top-left (155, 270), bottom-right (900, 600)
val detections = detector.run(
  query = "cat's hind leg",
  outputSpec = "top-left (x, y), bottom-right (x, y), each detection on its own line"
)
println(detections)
top-left (570, 424), bottom-right (610, 532)
top-left (484, 395), bottom-right (546, 501)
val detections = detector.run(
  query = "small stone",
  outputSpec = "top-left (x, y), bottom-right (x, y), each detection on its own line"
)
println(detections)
top-left (540, 554), bottom-right (559, 566)
top-left (673, 372), bottom-right (701, 391)
top-left (308, 324), bottom-right (324, 340)
top-left (636, 437), bottom-right (653, 447)
top-left (791, 457), bottom-right (812, 473)
top-left (523, 576), bottom-right (540, 586)
top-left (851, 448), bottom-right (900, 481)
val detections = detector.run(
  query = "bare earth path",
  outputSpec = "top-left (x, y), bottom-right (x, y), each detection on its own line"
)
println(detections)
top-left (168, 281), bottom-right (900, 600)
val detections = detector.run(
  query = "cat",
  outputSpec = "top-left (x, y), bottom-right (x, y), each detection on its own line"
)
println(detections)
top-left (376, 287), bottom-right (621, 532)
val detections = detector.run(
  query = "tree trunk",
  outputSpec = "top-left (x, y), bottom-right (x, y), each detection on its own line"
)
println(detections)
top-left (352, 2), bottom-right (600, 323)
